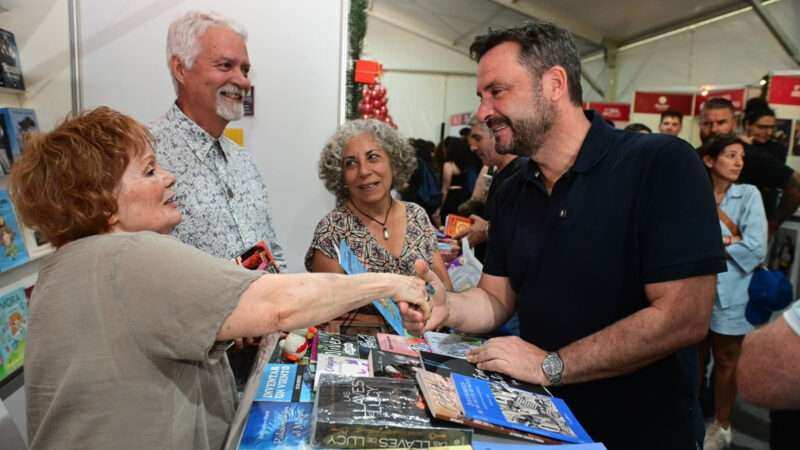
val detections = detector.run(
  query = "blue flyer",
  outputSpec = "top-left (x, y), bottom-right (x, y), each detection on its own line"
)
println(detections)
top-left (337, 240), bottom-right (406, 336)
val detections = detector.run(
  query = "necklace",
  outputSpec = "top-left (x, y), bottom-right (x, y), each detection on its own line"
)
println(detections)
top-left (349, 197), bottom-right (393, 240)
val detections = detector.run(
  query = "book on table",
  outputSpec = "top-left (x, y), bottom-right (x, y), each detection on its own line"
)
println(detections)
top-left (315, 331), bottom-right (377, 360)
top-left (313, 354), bottom-right (369, 390)
top-left (237, 401), bottom-right (313, 450)
top-left (312, 374), bottom-right (472, 449)
top-left (368, 349), bottom-right (422, 380)
top-left (376, 332), bottom-right (430, 357)
top-left (423, 331), bottom-right (484, 359)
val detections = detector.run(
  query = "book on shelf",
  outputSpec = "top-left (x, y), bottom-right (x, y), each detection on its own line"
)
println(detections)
top-left (419, 351), bottom-right (548, 396)
top-left (417, 369), bottom-right (592, 445)
top-left (314, 353), bottom-right (369, 390)
top-left (0, 108), bottom-right (38, 168)
top-left (376, 332), bottom-right (430, 357)
top-left (0, 287), bottom-right (27, 384)
top-left (255, 363), bottom-right (313, 403)
top-left (423, 331), bottom-right (484, 359)
top-left (368, 349), bottom-right (421, 380)
top-left (0, 190), bottom-right (29, 272)
top-left (312, 375), bottom-right (472, 449)
top-left (315, 331), bottom-right (377, 360)
top-left (337, 240), bottom-right (406, 336)
top-left (0, 29), bottom-right (25, 91)
top-left (237, 401), bottom-right (313, 450)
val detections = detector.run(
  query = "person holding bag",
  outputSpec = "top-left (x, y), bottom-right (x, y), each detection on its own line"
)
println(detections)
top-left (697, 134), bottom-right (767, 450)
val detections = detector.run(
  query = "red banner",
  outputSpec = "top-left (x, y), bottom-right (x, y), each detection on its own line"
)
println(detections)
top-left (768, 74), bottom-right (800, 106)
top-left (694, 89), bottom-right (746, 115)
top-left (587, 102), bottom-right (630, 122)
top-left (633, 92), bottom-right (693, 115)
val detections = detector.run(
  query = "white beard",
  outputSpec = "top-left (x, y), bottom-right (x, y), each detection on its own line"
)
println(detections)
top-left (216, 84), bottom-right (245, 121)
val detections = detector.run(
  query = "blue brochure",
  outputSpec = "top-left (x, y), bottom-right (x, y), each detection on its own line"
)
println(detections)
top-left (337, 240), bottom-right (406, 336)
top-left (453, 373), bottom-right (592, 445)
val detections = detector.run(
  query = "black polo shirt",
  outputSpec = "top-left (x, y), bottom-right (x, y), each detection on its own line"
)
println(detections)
top-left (485, 111), bottom-right (725, 449)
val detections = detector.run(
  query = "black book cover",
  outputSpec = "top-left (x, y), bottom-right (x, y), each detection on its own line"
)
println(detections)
top-left (312, 375), bottom-right (472, 449)
top-left (317, 332), bottom-right (376, 359)
top-left (368, 349), bottom-right (421, 380)
top-left (419, 351), bottom-right (549, 396)
top-left (0, 29), bottom-right (24, 90)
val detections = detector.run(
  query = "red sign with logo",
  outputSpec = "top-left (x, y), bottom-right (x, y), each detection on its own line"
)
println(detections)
top-left (633, 92), bottom-right (693, 115)
top-left (693, 89), bottom-right (745, 115)
top-left (768, 74), bottom-right (800, 106)
top-left (587, 102), bottom-right (631, 122)
top-left (449, 112), bottom-right (472, 126)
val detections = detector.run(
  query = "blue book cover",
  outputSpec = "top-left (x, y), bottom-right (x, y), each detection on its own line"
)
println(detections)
top-left (0, 287), bottom-right (27, 383)
top-left (336, 240), bottom-right (406, 336)
top-left (472, 437), bottom-right (606, 450)
top-left (0, 190), bottom-right (28, 272)
top-left (453, 373), bottom-right (592, 445)
top-left (0, 108), bottom-right (38, 163)
top-left (255, 363), bottom-right (312, 403)
top-left (238, 401), bottom-right (312, 450)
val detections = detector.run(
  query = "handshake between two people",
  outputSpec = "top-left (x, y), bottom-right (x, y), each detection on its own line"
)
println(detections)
top-left (399, 260), bottom-right (450, 334)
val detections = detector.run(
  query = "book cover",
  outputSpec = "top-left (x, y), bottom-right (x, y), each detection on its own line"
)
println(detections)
top-left (377, 333), bottom-right (430, 357)
top-left (0, 108), bottom-right (38, 164)
top-left (314, 354), bottom-right (370, 390)
top-left (312, 375), bottom-right (472, 449)
top-left (0, 116), bottom-right (11, 175)
top-left (0, 29), bottom-right (24, 90)
top-left (317, 331), bottom-right (376, 360)
top-left (420, 351), bottom-right (548, 396)
top-left (238, 401), bottom-right (312, 450)
top-left (0, 190), bottom-right (29, 272)
top-left (424, 332), bottom-right (484, 359)
top-left (453, 373), bottom-right (592, 444)
top-left (337, 240), bottom-right (406, 336)
top-left (444, 215), bottom-right (472, 238)
top-left (368, 349), bottom-right (421, 379)
top-left (0, 288), bottom-right (27, 384)
top-left (255, 363), bottom-right (313, 403)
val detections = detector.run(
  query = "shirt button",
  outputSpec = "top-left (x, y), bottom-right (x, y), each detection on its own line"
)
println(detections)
top-left (559, 209), bottom-right (567, 218)
top-left (535, 171), bottom-right (541, 178)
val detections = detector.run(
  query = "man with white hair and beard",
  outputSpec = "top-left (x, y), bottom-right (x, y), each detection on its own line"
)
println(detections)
top-left (150, 10), bottom-right (285, 267)
top-left (400, 21), bottom-right (725, 450)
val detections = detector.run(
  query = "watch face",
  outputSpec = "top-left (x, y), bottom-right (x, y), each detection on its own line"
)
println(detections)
top-left (543, 353), bottom-right (563, 376)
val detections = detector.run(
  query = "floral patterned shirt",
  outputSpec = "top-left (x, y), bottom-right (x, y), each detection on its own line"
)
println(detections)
top-left (304, 201), bottom-right (436, 275)
top-left (149, 104), bottom-right (285, 268)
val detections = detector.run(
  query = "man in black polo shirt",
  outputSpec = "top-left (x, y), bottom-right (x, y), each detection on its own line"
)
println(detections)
top-left (401, 21), bottom-right (725, 449)
top-left (699, 97), bottom-right (800, 235)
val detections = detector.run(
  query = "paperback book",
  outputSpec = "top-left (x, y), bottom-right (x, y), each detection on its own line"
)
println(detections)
top-left (314, 353), bottom-right (369, 390)
top-left (419, 351), bottom-right (548, 396)
top-left (444, 215), bottom-right (472, 238)
top-left (452, 373), bottom-right (592, 444)
top-left (238, 401), bottom-right (312, 450)
top-left (0, 29), bottom-right (24, 90)
top-left (0, 287), bottom-right (27, 383)
top-left (376, 332), bottom-right (430, 357)
top-left (255, 363), bottom-right (313, 403)
top-left (0, 108), bottom-right (38, 165)
top-left (312, 375), bottom-right (472, 449)
top-left (423, 332), bottom-right (485, 359)
top-left (337, 240), bottom-right (406, 336)
top-left (316, 331), bottom-right (377, 360)
top-left (0, 190), bottom-right (28, 272)
top-left (368, 349), bottom-right (421, 380)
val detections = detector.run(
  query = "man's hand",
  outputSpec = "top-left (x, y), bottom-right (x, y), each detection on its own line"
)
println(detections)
top-left (399, 260), bottom-right (448, 334)
top-left (453, 215), bottom-right (489, 248)
top-left (467, 336), bottom-right (550, 385)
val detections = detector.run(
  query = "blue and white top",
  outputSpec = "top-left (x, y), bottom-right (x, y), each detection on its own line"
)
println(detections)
top-left (150, 103), bottom-right (285, 268)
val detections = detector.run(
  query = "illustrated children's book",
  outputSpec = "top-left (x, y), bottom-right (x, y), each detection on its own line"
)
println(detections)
top-left (0, 288), bottom-right (27, 384)
top-left (0, 190), bottom-right (29, 272)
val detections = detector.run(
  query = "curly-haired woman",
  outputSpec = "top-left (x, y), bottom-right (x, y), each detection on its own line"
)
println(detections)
top-left (306, 120), bottom-right (452, 332)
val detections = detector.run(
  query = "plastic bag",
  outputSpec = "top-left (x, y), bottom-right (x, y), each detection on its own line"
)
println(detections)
top-left (448, 237), bottom-right (483, 292)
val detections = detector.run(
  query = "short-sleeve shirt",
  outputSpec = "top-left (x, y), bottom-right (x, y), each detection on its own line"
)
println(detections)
top-left (304, 201), bottom-right (436, 275)
top-left (150, 104), bottom-right (286, 267)
top-left (25, 232), bottom-right (261, 450)
top-left (484, 111), bottom-right (726, 449)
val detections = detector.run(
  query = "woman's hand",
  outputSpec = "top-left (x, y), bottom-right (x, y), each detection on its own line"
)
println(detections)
top-left (399, 260), bottom-right (449, 334)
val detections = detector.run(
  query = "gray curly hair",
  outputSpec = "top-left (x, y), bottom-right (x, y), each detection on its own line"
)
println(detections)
top-left (319, 119), bottom-right (417, 200)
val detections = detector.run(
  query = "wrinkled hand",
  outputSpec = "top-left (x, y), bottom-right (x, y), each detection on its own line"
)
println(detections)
top-left (454, 215), bottom-right (488, 248)
top-left (399, 260), bottom-right (448, 335)
top-left (392, 266), bottom-right (431, 322)
top-left (466, 336), bottom-right (550, 385)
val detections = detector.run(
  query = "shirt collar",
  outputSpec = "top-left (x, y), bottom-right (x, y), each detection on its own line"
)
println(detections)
top-left (522, 110), bottom-right (611, 183)
top-left (167, 103), bottom-right (235, 159)
top-left (725, 183), bottom-right (746, 200)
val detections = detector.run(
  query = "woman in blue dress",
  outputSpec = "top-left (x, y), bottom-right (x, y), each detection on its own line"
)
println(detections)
top-left (697, 134), bottom-right (767, 450)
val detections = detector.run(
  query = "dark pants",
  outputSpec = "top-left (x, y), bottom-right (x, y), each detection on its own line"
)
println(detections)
top-left (770, 409), bottom-right (800, 450)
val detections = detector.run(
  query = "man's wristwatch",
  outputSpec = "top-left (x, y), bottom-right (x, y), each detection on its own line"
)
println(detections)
top-left (541, 351), bottom-right (565, 386)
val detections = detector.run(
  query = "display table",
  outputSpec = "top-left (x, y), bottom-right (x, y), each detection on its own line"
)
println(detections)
top-left (223, 334), bottom-right (606, 450)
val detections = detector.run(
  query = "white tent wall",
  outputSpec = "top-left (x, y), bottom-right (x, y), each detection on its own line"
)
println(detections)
top-left (363, 17), bottom-right (477, 143)
top-left (79, 0), bottom-right (343, 273)
top-left (581, 0), bottom-right (800, 136)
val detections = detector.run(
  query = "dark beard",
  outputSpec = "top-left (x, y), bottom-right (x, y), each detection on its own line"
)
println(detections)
top-left (509, 94), bottom-right (555, 157)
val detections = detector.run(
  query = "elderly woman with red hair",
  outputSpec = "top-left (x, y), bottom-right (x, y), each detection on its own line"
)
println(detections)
top-left (12, 107), bottom-right (433, 450)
